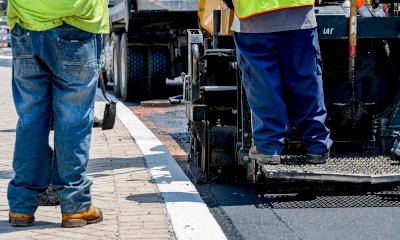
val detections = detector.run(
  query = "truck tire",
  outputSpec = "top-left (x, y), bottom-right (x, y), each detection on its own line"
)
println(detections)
top-left (120, 33), bottom-right (146, 101)
top-left (147, 47), bottom-right (167, 99)
top-left (103, 34), bottom-right (113, 83)
top-left (99, 47), bottom-right (108, 87)
top-left (112, 33), bottom-right (121, 97)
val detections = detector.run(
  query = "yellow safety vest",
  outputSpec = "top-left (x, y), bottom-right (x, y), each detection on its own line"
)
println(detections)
top-left (235, 0), bottom-right (315, 19)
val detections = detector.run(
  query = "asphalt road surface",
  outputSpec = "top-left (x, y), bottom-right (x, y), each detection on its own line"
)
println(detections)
top-left (130, 103), bottom-right (400, 240)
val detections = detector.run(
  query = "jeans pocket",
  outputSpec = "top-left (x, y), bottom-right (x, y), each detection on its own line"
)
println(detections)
top-left (11, 27), bottom-right (39, 78)
top-left (14, 56), bottom-right (41, 79)
top-left (11, 24), bottom-right (30, 38)
top-left (56, 30), bottom-right (98, 84)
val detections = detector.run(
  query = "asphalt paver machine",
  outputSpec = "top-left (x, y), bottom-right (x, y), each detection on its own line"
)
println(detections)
top-left (184, 0), bottom-right (400, 189)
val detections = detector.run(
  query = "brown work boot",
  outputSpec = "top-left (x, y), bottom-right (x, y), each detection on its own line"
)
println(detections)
top-left (249, 146), bottom-right (281, 165)
top-left (62, 205), bottom-right (103, 228)
top-left (9, 212), bottom-right (35, 227)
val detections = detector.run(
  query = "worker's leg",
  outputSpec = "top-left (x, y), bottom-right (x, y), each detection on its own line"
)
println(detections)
top-left (8, 25), bottom-right (53, 214)
top-left (234, 32), bottom-right (289, 155)
top-left (278, 28), bottom-right (332, 155)
top-left (45, 25), bottom-right (100, 213)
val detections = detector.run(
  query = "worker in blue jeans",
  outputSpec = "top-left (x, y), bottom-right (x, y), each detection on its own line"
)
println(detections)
top-left (230, 0), bottom-right (333, 164)
top-left (7, 0), bottom-right (108, 228)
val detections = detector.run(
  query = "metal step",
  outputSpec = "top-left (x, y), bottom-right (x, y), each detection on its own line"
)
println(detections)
top-left (261, 155), bottom-right (400, 184)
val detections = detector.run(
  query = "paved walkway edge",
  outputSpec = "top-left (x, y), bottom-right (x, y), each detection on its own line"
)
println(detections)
top-left (97, 90), bottom-right (227, 240)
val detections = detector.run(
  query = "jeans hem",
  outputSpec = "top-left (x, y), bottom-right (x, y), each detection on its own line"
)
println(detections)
top-left (9, 209), bottom-right (36, 214)
top-left (61, 202), bottom-right (91, 214)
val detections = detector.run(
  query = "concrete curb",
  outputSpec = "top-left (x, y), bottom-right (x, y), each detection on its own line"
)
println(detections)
top-left (96, 90), bottom-right (227, 240)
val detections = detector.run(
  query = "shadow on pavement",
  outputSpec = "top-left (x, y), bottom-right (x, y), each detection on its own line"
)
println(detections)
top-left (0, 129), bottom-right (16, 133)
top-left (126, 192), bottom-right (204, 204)
top-left (0, 58), bottom-right (12, 68)
top-left (1, 157), bottom-right (148, 180)
top-left (86, 157), bottom-right (146, 175)
top-left (191, 181), bottom-right (400, 210)
top-left (259, 191), bottom-right (400, 209)
top-left (0, 170), bottom-right (14, 179)
top-left (0, 220), bottom-right (59, 234)
top-left (126, 193), bottom-right (161, 203)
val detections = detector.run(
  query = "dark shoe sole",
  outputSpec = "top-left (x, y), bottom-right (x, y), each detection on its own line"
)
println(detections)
top-left (62, 214), bottom-right (103, 228)
top-left (306, 159), bottom-right (326, 164)
top-left (9, 217), bottom-right (34, 227)
top-left (306, 152), bottom-right (329, 164)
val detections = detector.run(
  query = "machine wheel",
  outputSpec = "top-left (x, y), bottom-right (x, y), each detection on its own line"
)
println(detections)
top-left (112, 33), bottom-right (121, 97)
top-left (120, 33), bottom-right (146, 101)
top-left (147, 47), bottom-right (167, 99)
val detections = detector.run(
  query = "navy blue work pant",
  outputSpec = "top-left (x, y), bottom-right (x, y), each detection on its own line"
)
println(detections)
top-left (234, 28), bottom-right (332, 155)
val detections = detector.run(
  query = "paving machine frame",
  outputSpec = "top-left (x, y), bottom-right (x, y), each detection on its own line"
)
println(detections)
top-left (184, 0), bottom-right (400, 185)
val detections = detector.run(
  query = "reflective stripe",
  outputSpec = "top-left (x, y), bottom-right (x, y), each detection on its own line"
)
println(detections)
top-left (235, 0), bottom-right (314, 19)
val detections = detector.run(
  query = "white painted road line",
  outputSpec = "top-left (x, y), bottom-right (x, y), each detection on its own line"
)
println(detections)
top-left (96, 90), bottom-right (227, 240)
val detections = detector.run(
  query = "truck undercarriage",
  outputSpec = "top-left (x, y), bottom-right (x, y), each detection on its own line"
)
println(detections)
top-left (102, 0), bottom-right (198, 101)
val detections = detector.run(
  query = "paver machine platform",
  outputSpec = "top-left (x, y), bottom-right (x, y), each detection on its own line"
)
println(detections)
top-left (184, 0), bottom-right (400, 188)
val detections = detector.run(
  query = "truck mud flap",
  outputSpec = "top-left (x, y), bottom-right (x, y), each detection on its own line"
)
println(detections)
top-left (260, 155), bottom-right (400, 184)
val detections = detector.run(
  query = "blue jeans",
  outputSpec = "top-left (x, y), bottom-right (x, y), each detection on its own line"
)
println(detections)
top-left (234, 28), bottom-right (332, 155)
top-left (8, 24), bottom-right (101, 214)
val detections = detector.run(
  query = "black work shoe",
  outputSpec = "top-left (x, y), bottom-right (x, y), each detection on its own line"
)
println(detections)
top-left (249, 146), bottom-right (281, 165)
top-left (306, 151), bottom-right (329, 164)
top-left (392, 149), bottom-right (400, 159)
top-left (391, 140), bottom-right (400, 159)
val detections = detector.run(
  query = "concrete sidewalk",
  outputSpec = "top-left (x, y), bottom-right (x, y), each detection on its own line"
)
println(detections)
top-left (0, 57), bottom-right (173, 239)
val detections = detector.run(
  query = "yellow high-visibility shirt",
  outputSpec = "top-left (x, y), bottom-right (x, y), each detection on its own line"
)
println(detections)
top-left (235, 0), bottom-right (314, 19)
top-left (7, 0), bottom-right (109, 34)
